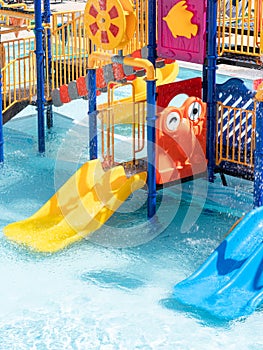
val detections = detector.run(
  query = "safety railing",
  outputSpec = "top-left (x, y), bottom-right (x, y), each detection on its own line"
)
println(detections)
top-left (50, 10), bottom-right (91, 92)
top-left (217, 0), bottom-right (263, 57)
top-left (124, 0), bottom-right (148, 55)
top-left (99, 99), bottom-right (146, 166)
top-left (1, 48), bottom-right (36, 114)
top-left (216, 101), bottom-right (256, 169)
top-left (49, 4), bottom-right (148, 93)
top-left (2, 36), bottom-right (35, 63)
top-left (1, 4), bottom-right (149, 104)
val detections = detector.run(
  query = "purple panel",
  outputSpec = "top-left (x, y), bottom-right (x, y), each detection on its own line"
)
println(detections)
top-left (158, 0), bottom-right (207, 64)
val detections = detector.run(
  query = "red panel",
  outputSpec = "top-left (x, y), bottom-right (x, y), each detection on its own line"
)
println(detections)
top-left (112, 63), bottom-right (125, 81)
top-left (99, 0), bottom-right (106, 11)
top-left (76, 77), bottom-right (88, 96)
top-left (253, 78), bottom-right (263, 90)
top-left (89, 4), bottom-right (98, 18)
top-left (96, 67), bottom-right (107, 89)
top-left (60, 85), bottom-right (71, 104)
top-left (101, 31), bottom-right (109, 43)
top-left (131, 49), bottom-right (142, 58)
top-left (109, 23), bottom-right (119, 37)
top-left (156, 77), bottom-right (202, 112)
top-left (126, 74), bottom-right (136, 81)
top-left (156, 79), bottom-right (207, 184)
top-left (89, 22), bottom-right (99, 36)
top-left (109, 6), bottom-right (119, 19)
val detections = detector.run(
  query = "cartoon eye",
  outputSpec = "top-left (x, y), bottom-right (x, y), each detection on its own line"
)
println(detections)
top-left (187, 101), bottom-right (202, 121)
top-left (166, 111), bottom-right (180, 131)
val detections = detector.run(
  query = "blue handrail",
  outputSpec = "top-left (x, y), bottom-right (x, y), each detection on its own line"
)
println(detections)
top-left (206, 0), bottom-right (218, 182)
top-left (146, 0), bottom-right (157, 218)
top-left (34, 0), bottom-right (45, 153)
top-left (88, 68), bottom-right (98, 160)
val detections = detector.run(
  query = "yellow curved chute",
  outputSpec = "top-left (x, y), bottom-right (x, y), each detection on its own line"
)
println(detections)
top-left (4, 160), bottom-right (147, 253)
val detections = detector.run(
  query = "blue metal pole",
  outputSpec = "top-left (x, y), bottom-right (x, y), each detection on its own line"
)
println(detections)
top-left (253, 101), bottom-right (263, 207)
top-left (202, 11), bottom-right (209, 103)
top-left (147, 79), bottom-right (157, 218)
top-left (88, 68), bottom-right (98, 160)
top-left (43, 0), bottom-right (53, 128)
top-left (206, 0), bottom-right (217, 182)
top-left (0, 57), bottom-right (3, 164)
top-left (34, 0), bottom-right (45, 153)
top-left (43, 0), bottom-right (52, 74)
top-left (147, 0), bottom-right (157, 67)
top-left (146, 0), bottom-right (157, 218)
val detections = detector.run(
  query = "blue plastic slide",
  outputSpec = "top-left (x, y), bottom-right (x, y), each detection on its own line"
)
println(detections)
top-left (173, 207), bottom-right (263, 320)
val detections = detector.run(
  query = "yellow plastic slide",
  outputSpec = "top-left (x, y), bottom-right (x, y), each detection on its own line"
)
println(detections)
top-left (4, 160), bottom-right (147, 253)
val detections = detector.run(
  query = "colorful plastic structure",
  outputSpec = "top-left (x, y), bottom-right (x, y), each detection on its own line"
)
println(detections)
top-left (0, 0), bottom-right (263, 322)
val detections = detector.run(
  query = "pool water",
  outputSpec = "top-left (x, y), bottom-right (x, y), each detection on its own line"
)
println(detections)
top-left (1, 106), bottom-right (262, 349)
top-left (177, 65), bottom-right (254, 89)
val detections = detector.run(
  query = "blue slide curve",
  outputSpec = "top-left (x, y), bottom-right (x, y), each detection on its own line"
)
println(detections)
top-left (173, 207), bottom-right (263, 320)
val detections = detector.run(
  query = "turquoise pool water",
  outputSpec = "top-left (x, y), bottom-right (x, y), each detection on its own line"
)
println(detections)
top-left (1, 106), bottom-right (262, 349)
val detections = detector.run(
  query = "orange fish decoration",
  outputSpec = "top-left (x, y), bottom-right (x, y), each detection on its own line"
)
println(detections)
top-left (163, 0), bottom-right (198, 39)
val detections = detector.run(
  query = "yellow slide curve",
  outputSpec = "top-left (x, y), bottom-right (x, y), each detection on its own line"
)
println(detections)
top-left (4, 160), bottom-right (147, 253)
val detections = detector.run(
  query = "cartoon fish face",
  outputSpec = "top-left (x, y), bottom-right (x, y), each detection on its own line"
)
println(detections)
top-left (159, 106), bottom-right (196, 162)
top-left (182, 97), bottom-right (206, 136)
top-left (163, 0), bottom-right (198, 39)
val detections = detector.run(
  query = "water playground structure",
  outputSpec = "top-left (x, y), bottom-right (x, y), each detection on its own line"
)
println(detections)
top-left (1, 0), bottom-right (263, 321)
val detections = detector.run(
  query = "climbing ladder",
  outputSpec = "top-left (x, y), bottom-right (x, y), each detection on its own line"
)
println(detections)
top-left (99, 81), bottom-right (146, 167)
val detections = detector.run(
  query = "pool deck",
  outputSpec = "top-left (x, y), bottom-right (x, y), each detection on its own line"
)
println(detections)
top-left (177, 60), bottom-right (263, 82)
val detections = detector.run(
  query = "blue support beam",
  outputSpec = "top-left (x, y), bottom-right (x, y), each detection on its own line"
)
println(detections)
top-left (147, 0), bottom-right (157, 67)
top-left (146, 79), bottom-right (157, 218)
top-left (34, 0), bottom-right (45, 154)
top-left (146, 0), bottom-right (157, 218)
top-left (206, 0), bottom-right (218, 182)
top-left (43, 0), bottom-right (53, 129)
top-left (253, 101), bottom-right (263, 207)
top-left (88, 68), bottom-right (98, 160)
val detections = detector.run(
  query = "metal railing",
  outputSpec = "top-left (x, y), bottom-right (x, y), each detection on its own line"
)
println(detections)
top-left (0, 4), bottom-right (149, 110)
top-left (217, 0), bottom-right (263, 57)
top-left (1, 46), bottom-right (36, 114)
top-left (50, 10), bottom-right (91, 92)
top-left (216, 101), bottom-right (256, 168)
top-left (49, 4), bottom-right (148, 93)
top-left (99, 99), bottom-right (146, 166)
